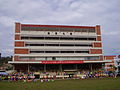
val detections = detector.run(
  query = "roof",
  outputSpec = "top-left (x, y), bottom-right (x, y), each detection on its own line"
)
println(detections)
top-left (21, 24), bottom-right (96, 29)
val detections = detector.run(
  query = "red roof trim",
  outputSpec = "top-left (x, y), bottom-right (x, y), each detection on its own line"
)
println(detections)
top-left (21, 24), bottom-right (95, 29)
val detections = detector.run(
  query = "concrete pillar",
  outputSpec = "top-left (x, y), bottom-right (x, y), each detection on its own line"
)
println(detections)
top-left (44, 64), bottom-right (46, 72)
top-left (90, 64), bottom-right (92, 71)
top-left (76, 64), bottom-right (78, 71)
top-left (28, 64), bottom-right (30, 72)
top-left (13, 64), bottom-right (15, 71)
top-left (60, 64), bottom-right (62, 72)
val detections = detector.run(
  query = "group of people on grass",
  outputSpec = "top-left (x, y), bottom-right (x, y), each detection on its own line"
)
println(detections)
top-left (0, 70), bottom-right (118, 82)
top-left (78, 70), bottom-right (117, 79)
top-left (0, 72), bottom-right (55, 82)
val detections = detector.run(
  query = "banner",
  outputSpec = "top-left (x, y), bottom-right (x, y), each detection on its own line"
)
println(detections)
top-left (41, 60), bottom-right (83, 64)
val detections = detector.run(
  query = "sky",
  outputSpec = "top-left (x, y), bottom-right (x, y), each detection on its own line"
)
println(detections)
top-left (0, 0), bottom-right (120, 57)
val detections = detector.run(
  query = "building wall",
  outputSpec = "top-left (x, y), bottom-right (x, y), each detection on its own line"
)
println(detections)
top-left (104, 55), bottom-right (116, 71)
top-left (13, 23), bottom-right (103, 63)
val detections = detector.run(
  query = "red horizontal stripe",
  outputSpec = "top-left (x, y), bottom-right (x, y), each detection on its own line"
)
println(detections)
top-left (21, 24), bottom-right (95, 29)
top-left (41, 60), bottom-right (84, 64)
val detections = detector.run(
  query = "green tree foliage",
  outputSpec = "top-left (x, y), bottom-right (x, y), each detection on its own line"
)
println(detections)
top-left (0, 56), bottom-right (12, 66)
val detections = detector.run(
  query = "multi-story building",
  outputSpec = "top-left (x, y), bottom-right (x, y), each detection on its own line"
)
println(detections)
top-left (114, 55), bottom-right (120, 72)
top-left (104, 55), bottom-right (116, 71)
top-left (104, 55), bottom-right (120, 72)
top-left (9, 22), bottom-right (104, 72)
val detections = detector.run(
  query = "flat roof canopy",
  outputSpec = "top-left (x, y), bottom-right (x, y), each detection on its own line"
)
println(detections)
top-left (9, 60), bottom-right (105, 64)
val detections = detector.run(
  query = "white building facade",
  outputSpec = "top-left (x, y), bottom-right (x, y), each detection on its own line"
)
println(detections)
top-left (9, 23), bottom-right (104, 72)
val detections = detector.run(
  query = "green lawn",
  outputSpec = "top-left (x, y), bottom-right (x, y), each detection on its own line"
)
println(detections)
top-left (0, 78), bottom-right (120, 90)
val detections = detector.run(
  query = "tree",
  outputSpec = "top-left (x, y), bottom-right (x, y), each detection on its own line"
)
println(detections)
top-left (0, 56), bottom-right (12, 70)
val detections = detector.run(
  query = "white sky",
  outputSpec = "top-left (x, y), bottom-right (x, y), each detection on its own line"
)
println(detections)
top-left (0, 0), bottom-right (120, 56)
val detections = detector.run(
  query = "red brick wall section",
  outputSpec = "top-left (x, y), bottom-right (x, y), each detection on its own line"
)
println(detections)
top-left (104, 55), bottom-right (116, 71)
top-left (14, 49), bottom-right (29, 54)
top-left (104, 56), bottom-right (115, 60)
top-left (15, 41), bottom-right (24, 47)
top-left (93, 42), bottom-right (102, 47)
top-left (118, 55), bottom-right (120, 58)
top-left (15, 22), bottom-right (21, 33)
top-left (90, 49), bottom-right (102, 54)
top-left (15, 34), bottom-right (21, 40)
top-left (99, 55), bottom-right (104, 60)
top-left (97, 36), bottom-right (101, 41)
top-left (96, 25), bottom-right (101, 35)
top-left (14, 56), bottom-right (19, 61)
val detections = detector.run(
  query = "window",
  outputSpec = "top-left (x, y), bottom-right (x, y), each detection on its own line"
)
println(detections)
top-left (89, 29), bottom-right (95, 33)
top-left (19, 56), bottom-right (99, 61)
top-left (60, 37), bottom-right (73, 40)
top-left (26, 43), bottom-right (92, 47)
top-left (45, 51), bottom-right (59, 53)
top-left (55, 32), bottom-right (57, 35)
top-left (30, 51), bottom-right (44, 53)
top-left (45, 44), bottom-right (59, 46)
top-left (48, 32), bottom-right (50, 35)
top-left (60, 51), bottom-right (74, 53)
top-left (52, 57), bottom-right (56, 60)
top-left (45, 57), bottom-right (47, 60)
top-left (26, 44), bottom-right (44, 46)
top-left (60, 44), bottom-right (74, 46)
top-left (75, 51), bottom-right (89, 53)
top-left (70, 33), bottom-right (72, 35)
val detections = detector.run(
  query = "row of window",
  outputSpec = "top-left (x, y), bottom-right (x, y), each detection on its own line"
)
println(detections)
top-left (21, 36), bottom-right (96, 41)
top-left (21, 27), bottom-right (95, 33)
top-left (48, 32), bottom-right (73, 35)
top-left (30, 51), bottom-right (89, 53)
top-left (26, 44), bottom-right (92, 47)
top-left (19, 56), bottom-right (99, 60)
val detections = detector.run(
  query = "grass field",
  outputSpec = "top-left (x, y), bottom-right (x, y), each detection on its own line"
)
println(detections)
top-left (0, 78), bottom-right (120, 90)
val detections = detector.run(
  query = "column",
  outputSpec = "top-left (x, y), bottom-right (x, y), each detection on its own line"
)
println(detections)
top-left (60, 64), bottom-right (62, 72)
top-left (28, 64), bottom-right (30, 72)
top-left (44, 64), bottom-right (46, 72)
top-left (90, 64), bottom-right (92, 71)
top-left (76, 64), bottom-right (78, 71)
top-left (13, 65), bottom-right (15, 71)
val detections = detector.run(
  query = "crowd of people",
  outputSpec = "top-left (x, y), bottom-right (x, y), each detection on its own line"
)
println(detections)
top-left (0, 72), bottom-right (56, 82)
top-left (77, 70), bottom-right (117, 79)
top-left (0, 70), bottom-right (118, 82)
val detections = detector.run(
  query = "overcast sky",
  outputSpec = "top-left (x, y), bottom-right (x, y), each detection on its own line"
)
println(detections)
top-left (0, 0), bottom-right (120, 57)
